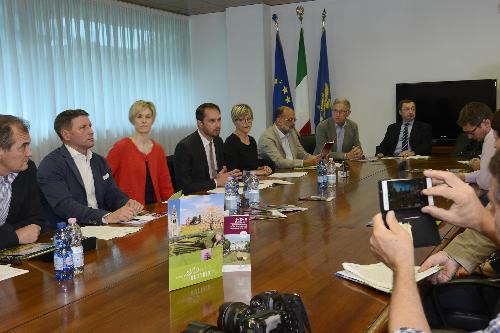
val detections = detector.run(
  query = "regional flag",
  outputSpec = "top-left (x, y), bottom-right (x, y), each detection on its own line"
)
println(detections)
top-left (314, 27), bottom-right (332, 128)
top-left (295, 27), bottom-right (311, 135)
top-left (273, 31), bottom-right (294, 122)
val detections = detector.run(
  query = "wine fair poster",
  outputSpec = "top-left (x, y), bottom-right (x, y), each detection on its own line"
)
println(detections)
top-left (168, 194), bottom-right (224, 291)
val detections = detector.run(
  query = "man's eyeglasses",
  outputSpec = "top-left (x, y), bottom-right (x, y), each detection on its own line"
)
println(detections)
top-left (463, 124), bottom-right (479, 136)
top-left (282, 117), bottom-right (296, 122)
top-left (333, 109), bottom-right (348, 115)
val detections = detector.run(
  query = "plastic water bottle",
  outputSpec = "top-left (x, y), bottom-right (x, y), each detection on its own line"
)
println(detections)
top-left (242, 170), bottom-right (250, 208)
top-left (54, 222), bottom-right (74, 281)
top-left (326, 158), bottom-right (337, 188)
top-left (248, 171), bottom-right (260, 208)
top-left (317, 159), bottom-right (327, 189)
top-left (339, 161), bottom-right (349, 179)
top-left (67, 218), bottom-right (84, 275)
top-left (225, 176), bottom-right (239, 215)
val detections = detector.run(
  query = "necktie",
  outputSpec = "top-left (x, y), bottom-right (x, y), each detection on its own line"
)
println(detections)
top-left (209, 141), bottom-right (217, 179)
top-left (0, 174), bottom-right (16, 226)
top-left (401, 123), bottom-right (409, 152)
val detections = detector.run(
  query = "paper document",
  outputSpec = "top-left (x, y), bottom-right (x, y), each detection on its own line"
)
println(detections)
top-left (406, 155), bottom-right (430, 160)
top-left (458, 160), bottom-right (470, 165)
top-left (335, 262), bottom-right (440, 293)
top-left (0, 264), bottom-right (29, 282)
top-left (81, 226), bottom-right (141, 240)
top-left (269, 172), bottom-right (307, 178)
top-left (118, 212), bottom-right (166, 225)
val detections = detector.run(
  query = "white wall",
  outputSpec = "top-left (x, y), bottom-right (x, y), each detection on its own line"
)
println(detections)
top-left (191, 0), bottom-right (500, 156)
top-left (190, 11), bottom-right (229, 133)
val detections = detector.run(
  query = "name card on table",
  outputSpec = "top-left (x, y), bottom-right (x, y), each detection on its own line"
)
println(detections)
top-left (168, 194), bottom-right (224, 291)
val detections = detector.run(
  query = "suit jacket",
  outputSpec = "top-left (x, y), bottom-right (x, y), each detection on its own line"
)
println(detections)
top-left (376, 120), bottom-right (432, 156)
top-left (314, 118), bottom-right (362, 159)
top-left (445, 228), bottom-right (497, 273)
top-left (0, 160), bottom-right (46, 249)
top-left (38, 145), bottom-right (129, 226)
top-left (258, 125), bottom-right (313, 169)
top-left (174, 131), bottom-right (223, 195)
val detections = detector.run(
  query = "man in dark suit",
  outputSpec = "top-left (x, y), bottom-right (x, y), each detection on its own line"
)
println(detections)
top-left (174, 103), bottom-right (240, 194)
top-left (0, 115), bottom-right (45, 249)
top-left (38, 110), bottom-right (143, 227)
top-left (376, 100), bottom-right (432, 157)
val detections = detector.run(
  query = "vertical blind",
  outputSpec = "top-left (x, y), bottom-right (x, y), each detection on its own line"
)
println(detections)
top-left (0, 0), bottom-right (193, 162)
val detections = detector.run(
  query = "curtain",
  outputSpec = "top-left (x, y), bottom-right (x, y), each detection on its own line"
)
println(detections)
top-left (0, 0), bottom-right (193, 162)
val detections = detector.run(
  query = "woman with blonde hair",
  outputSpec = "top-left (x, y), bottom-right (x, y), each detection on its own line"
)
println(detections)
top-left (224, 104), bottom-right (273, 175)
top-left (107, 100), bottom-right (174, 205)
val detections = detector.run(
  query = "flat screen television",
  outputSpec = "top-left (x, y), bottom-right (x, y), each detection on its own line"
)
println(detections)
top-left (396, 79), bottom-right (497, 145)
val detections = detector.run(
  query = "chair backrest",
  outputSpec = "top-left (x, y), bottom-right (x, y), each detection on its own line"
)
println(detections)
top-left (298, 134), bottom-right (316, 155)
top-left (167, 155), bottom-right (177, 192)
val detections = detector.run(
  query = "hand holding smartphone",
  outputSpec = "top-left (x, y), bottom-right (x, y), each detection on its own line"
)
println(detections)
top-left (378, 177), bottom-right (440, 247)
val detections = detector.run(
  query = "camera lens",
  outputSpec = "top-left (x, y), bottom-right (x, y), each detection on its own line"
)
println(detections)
top-left (218, 302), bottom-right (248, 333)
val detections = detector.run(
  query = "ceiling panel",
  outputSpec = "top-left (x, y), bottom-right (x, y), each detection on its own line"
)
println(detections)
top-left (119, 0), bottom-right (309, 15)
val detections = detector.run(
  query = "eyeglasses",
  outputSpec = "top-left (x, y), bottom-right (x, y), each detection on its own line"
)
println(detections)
top-left (463, 124), bottom-right (479, 136)
top-left (283, 117), bottom-right (296, 122)
top-left (237, 117), bottom-right (253, 123)
top-left (333, 109), bottom-right (349, 115)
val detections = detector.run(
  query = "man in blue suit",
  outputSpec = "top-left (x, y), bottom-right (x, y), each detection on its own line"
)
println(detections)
top-left (38, 109), bottom-right (143, 226)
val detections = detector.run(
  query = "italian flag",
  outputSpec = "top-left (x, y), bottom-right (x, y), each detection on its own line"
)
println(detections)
top-left (295, 27), bottom-right (311, 135)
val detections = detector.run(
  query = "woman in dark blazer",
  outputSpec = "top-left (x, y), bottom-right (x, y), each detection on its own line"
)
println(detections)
top-left (224, 104), bottom-right (273, 175)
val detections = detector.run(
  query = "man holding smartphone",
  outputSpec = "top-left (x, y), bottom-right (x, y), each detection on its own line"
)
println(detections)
top-left (369, 163), bottom-right (500, 332)
top-left (314, 98), bottom-right (363, 160)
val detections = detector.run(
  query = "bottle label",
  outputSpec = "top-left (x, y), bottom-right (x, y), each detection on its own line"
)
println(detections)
top-left (317, 175), bottom-right (326, 183)
top-left (64, 253), bottom-right (74, 267)
top-left (71, 246), bottom-right (84, 268)
top-left (327, 174), bottom-right (336, 185)
top-left (225, 197), bottom-right (238, 210)
top-left (54, 255), bottom-right (63, 270)
top-left (249, 190), bottom-right (259, 204)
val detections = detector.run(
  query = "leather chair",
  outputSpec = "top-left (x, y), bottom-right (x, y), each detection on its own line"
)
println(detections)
top-left (298, 134), bottom-right (316, 155)
top-left (167, 155), bottom-right (177, 192)
top-left (424, 277), bottom-right (500, 332)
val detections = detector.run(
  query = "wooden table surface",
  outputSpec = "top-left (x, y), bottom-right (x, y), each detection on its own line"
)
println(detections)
top-left (0, 157), bottom-right (466, 333)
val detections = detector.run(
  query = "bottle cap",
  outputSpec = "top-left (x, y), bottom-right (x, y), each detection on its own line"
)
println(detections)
top-left (68, 218), bottom-right (77, 224)
top-left (56, 222), bottom-right (67, 229)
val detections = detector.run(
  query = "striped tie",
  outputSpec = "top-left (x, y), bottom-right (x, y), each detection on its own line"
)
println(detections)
top-left (0, 173), bottom-right (17, 226)
top-left (401, 122), bottom-right (409, 152)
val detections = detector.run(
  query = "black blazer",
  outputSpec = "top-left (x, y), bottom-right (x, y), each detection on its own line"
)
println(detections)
top-left (376, 121), bottom-right (432, 156)
top-left (174, 131), bottom-right (223, 195)
top-left (0, 160), bottom-right (46, 249)
top-left (38, 145), bottom-right (129, 227)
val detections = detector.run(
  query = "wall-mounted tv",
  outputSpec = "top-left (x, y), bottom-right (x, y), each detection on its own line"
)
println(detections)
top-left (396, 79), bottom-right (497, 145)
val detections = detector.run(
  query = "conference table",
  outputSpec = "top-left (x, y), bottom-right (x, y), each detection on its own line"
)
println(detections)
top-left (0, 157), bottom-right (468, 332)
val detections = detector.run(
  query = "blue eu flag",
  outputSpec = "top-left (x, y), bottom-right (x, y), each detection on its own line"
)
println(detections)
top-left (314, 28), bottom-right (332, 127)
top-left (273, 31), bottom-right (294, 122)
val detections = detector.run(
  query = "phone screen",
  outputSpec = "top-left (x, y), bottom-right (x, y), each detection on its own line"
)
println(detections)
top-left (320, 141), bottom-right (334, 156)
top-left (381, 178), bottom-right (433, 211)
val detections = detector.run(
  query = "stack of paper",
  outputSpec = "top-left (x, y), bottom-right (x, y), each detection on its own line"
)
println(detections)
top-left (81, 226), bottom-right (141, 240)
top-left (269, 172), bottom-right (308, 178)
top-left (335, 262), bottom-right (440, 293)
top-left (0, 264), bottom-right (29, 282)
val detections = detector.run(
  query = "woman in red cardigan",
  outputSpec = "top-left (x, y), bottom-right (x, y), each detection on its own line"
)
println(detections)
top-left (107, 100), bottom-right (174, 205)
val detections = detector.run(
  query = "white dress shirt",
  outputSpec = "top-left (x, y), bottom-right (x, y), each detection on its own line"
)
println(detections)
top-left (465, 129), bottom-right (495, 190)
top-left (275, 125), bottom-right (294, 160)
top-left (197, 130), bottom-right (218, 187)
top-left (65, 144), bottom-right (98, 209)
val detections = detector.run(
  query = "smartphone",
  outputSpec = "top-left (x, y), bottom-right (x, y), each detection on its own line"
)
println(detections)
top-left (380, 177), bottom-right (434, 212)
top-left (320, 141), bottom-right (334, 157)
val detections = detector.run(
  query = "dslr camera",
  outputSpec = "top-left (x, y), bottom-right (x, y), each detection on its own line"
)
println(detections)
top-left (182, 290), bottom-right (312, 333)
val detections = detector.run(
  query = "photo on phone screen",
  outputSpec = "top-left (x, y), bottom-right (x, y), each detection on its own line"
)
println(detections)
top-left (381, 178), bottom-right (434, 211)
